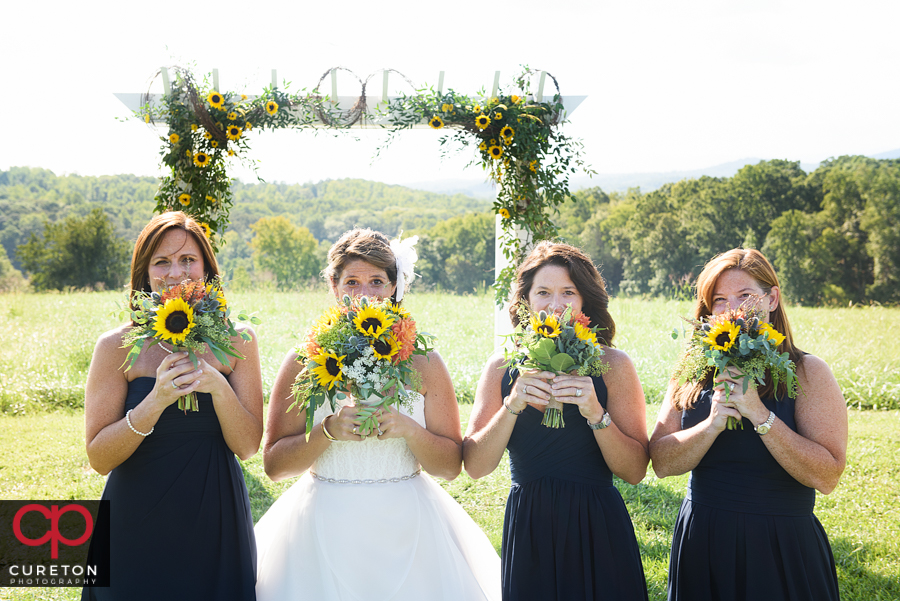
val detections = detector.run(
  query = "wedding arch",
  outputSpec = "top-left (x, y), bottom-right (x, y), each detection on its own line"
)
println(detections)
top-left (116, 66), bottom-right (589, 304)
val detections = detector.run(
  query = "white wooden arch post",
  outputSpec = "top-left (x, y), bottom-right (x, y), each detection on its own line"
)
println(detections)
top-left (116, 67), bottom-right (585, 344)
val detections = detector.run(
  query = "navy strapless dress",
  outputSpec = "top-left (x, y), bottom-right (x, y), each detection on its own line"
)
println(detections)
top-left (82, 377), bottom-right (257, 600)
top-left (500, 369), bottom-right (648, 601)
top-left (668, 389), bottom-right (840, 601)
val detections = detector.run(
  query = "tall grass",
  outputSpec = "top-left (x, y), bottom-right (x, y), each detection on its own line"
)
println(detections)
top-left (1, 291), bottom-right (899, 600)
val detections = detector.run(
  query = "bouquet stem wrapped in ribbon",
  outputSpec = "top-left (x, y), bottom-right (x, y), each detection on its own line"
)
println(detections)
top-left (672, 299), bottom-right (798, 429)
top-left (121, 277), bottom-right (259, 412)
top-left (503, 305), bottom-right (609, 429)
top-left (290, 295), bottom-right (435, 438)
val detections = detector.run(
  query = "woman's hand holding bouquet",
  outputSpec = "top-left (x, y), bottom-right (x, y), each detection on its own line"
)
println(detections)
top-left (503, 305), bottom-right (608, 428)
top-left (290, 295), bottom-right (435, 439)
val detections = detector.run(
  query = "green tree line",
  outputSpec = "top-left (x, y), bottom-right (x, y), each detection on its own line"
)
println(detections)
top-left (1, 167), bottom-right (495, 292)
top-left (555, 156), bottom-right (900, 305)
top-left (5, 155), bottom-right (899, 305)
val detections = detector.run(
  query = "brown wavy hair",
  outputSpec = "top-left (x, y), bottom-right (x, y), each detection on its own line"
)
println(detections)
top-left (323, 228), bottom-right (401, 303)
top-left (508, 241), bottom-right (615, 346)
top-left (671, 248), bottom-right (805, 410)
top-left (130, 211), bottom-right (218, 295)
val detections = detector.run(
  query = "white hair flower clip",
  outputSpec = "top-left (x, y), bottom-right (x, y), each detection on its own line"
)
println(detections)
top-left (390, 234), bottom-right (419, 302)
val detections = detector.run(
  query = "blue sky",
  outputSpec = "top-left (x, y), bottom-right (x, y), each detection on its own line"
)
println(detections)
top-left (2, 1), bottom-right (897, 187)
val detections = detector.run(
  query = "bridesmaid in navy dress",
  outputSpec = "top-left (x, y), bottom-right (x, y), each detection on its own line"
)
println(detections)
top-left (464, 241), bottom-right (650, 600)
top-left (82, 212), bottom-right (263, 600)
top-left (650, 248), bottom-right (846, 601)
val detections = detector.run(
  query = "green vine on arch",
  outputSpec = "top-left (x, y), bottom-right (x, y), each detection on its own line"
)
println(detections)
top-left (137, 66), bottom-right (593, 304)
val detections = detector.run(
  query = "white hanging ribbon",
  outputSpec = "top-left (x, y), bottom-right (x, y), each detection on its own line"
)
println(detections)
top-left (390, 235), bottom-right (419, 302)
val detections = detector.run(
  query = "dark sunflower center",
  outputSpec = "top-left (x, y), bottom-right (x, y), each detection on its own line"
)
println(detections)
top-left (325, 356), bottom-right (340, 376)
top-left (165, 311), bottom-right (190, 334)
top-left (538, 324), bottom-right (554, 336)
top-left (212, 95), bottom-right (220, 103)
top-left (373, 339), bottom-right (392, 355)
top-left (361, 317), bottom-right (383, 332)
top-left (715, 332), bottom-right (732, 347)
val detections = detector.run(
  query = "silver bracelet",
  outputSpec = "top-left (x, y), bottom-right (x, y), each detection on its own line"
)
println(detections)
top-left (125, 409), bottom-right (153, 437)
top-left (503, 395), bottom-right (524, 415)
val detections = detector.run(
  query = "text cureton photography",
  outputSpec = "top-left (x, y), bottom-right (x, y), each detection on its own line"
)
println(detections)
top-left (1, 500), bottom-right (109, 588)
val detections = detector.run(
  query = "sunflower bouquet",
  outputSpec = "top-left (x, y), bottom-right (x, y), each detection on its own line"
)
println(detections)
top-left (503, 305), bottom-right (609, 428)
top-left (121, 277), bottom-right (257, 411)
top-left (672, 300), bottom-right (798, 429)
top-left (289, 295), bottom-right (436, 439)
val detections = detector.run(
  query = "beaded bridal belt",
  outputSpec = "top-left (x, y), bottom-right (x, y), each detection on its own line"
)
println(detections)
top-left (309, 469), bottom-right (421, 485)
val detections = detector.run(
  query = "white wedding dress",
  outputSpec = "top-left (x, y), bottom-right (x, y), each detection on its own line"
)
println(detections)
top-left (255, 393), bottom-right (501, 601)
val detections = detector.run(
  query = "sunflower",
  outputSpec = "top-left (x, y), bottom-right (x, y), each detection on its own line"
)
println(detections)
top-left (493, 111), bottom-right (503, 120)
top-left (144, 114), bottom-right (150, 123)
top-left (531, 313), bottom-right (561, 338)
top-left (153, 297), bottom-right (195, 345)
top-left (702, 320), bottom-right (740, 352)
top-left (207, 91), bottom-right (225, 109)
top-left (309, 350), bottom-right (345, 390)
top-left (500, 125), bottom-right (514, 140)
top-left (204, 131), bottom-right (213, 140)
top-left (191, 124), bottom-right (198, 132)
top-left (178, 193), bottom-right (191, 206)
top-left (266, 100), bottom-right (278, 115)
top-left (510, 95), bottom-right (521, 104)
top-left (206, 195), bottom-right (217, 203)
top-left (193, 151), bottom-right (211, 168)
top-left (478, 141), bottom-right (487, 151)
top-left (353, 305), bottom-right (395, 338)
top-left (240, 94), bottom-right (248, 101)
top-left (185, 149), bottom-right (192, 158)
top-left (429, 115), bottom-right (444, 129)
top-left (312, 306), bottom-right (344, 334)
top-left (226, 125), bottom-right (242, 141)
top-left (475, 114), bottom-right (491, 130)
top-left (245, 121), bottom-right (252, 131)
top-left (758, 322), bottom-right (785, 347)
top-left (206, 283), bottom-right (227, 312)
top-left (573, 321), bottom-right (598, 345)
top-left (529, 160), bottom-right (539, 173)
top-left (499, 208), bottom-right (510, 219)
top-left (387, 302), bottom-right (411, 319)
top-left (227, 112), bottom-right (238, 121)
top-left (168, 133), bottom-right (180, 145)
top-left (210, 140), bottom-right (218, 148)
top-left (371, 335), bottom-right (401, 361)
top-left (488, 145), bottom-right (503, 160)
top-left (473, 105), bottom-right (482, 113)
top-left (199, 222), bottom-right (212, 238)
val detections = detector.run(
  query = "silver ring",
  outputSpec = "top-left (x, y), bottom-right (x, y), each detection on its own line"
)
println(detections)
top-left (728, 382), bottom-right (735, 392)
top-left (575, 388), bottom-right (583, 397)
top-left (352, 426), bottom-right (359, 436)
top-left (172, 380), bottom-right (178, 389)
top-left (523, 385), bottom-right (529, 396)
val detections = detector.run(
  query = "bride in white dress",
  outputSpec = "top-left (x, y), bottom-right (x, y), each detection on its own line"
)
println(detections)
top-left (255, 229), bottom-right (501, 601)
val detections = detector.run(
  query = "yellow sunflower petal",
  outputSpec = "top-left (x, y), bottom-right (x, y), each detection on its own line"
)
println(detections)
top-left (153, 297), bottom-right (195, 345)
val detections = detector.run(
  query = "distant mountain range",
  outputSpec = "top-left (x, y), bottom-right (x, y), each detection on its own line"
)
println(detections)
top-left (404, 150), bottom-right (900, 197)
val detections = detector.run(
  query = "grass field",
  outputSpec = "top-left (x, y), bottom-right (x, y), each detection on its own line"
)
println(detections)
top-left (1, 291), bottom-right (899, 600)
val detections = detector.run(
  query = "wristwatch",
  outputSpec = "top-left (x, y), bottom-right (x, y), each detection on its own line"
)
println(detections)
top-left (754, 411), bottom-right (776, 435)
top-left (587, 412), bottom-right (611, 430)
